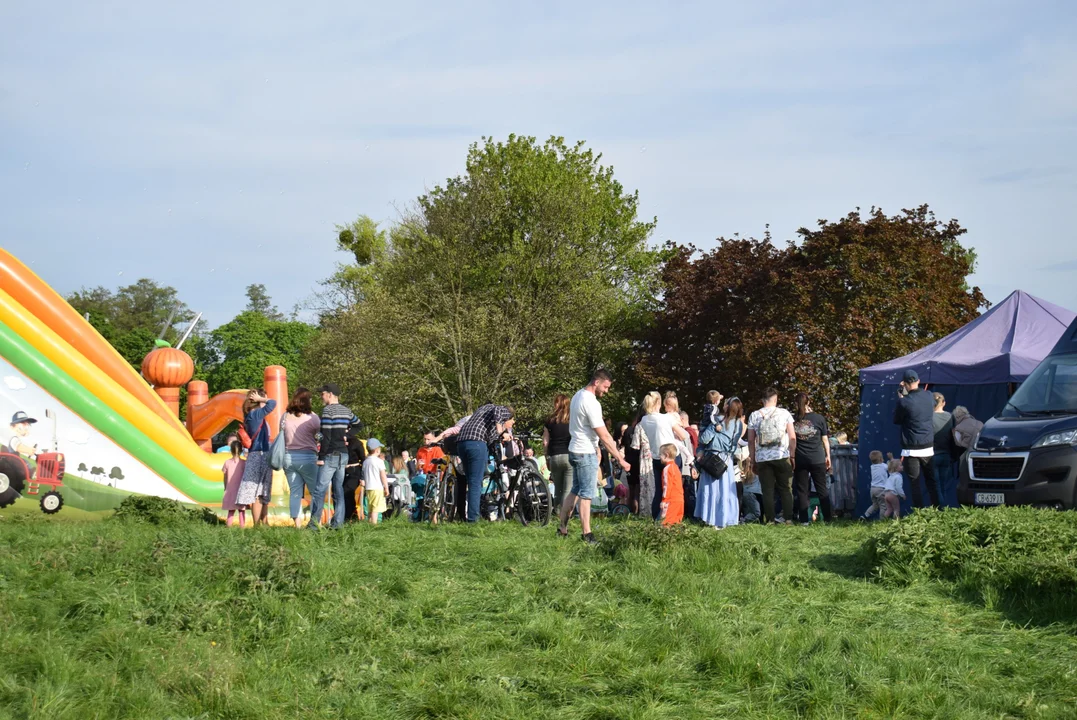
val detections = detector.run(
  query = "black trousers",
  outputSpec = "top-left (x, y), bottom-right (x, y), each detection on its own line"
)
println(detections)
top-left (794, 462), bottom-right (832, 523)
top-left (680, 458), bottom-right (696, 520)
top-left (651, 459), bottom-right (665, 520)
top-left (904, 455), bottom-right (941, 509)
top-left (650, 457), bottom-right (690, 520)
top-left (342, 473), bottom-right (361, 522)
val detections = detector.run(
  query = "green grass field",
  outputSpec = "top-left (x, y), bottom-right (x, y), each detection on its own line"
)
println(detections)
top-left (1, 509), bottom-right (1075, 719)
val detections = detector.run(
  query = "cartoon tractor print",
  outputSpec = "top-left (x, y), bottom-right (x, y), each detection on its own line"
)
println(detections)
top-left (0, 452), bottom-right (65, 513)
top-left (0, 409), bottom-right (66, 514)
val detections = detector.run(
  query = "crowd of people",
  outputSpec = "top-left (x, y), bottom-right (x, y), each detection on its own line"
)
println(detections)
top-left (219, 366), bottom-right (981, 535)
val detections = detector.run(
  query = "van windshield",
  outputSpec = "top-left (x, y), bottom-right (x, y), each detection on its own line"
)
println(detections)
top-left (1001, 352), bottom-right (1077, 418)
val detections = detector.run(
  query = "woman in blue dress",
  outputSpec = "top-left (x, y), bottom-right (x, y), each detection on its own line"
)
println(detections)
top-left (695, 393), bottom-right (745, 528)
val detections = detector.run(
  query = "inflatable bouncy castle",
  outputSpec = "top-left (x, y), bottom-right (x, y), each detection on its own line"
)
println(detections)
top-left (0, 249), bottom-right (291, 518)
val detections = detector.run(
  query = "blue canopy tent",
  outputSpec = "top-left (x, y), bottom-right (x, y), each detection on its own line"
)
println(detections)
top-left (856, 290), bottom-right (1075, 514)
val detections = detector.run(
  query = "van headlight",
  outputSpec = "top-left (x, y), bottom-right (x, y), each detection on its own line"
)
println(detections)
top-left (1032, 429), bottom-right (1077, 448)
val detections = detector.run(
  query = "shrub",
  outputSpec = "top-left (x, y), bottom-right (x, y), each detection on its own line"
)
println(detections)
top-left (111, 495), bottom-right (219, 525)
top-left (599, 520), bottom-right (724, 559)
top-left (867, 507), bottom-right (1077, 615)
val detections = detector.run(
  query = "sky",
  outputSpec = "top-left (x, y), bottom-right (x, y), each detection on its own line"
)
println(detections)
top-left (2, 1), bottom-right (1076, 328)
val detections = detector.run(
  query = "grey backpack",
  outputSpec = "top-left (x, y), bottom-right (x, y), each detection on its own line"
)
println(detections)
top-left (758, 409), bottom-right (785, 448)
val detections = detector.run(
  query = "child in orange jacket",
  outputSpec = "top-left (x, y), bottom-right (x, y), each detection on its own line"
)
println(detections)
top-left (658, 443), bottom-right (684, 525)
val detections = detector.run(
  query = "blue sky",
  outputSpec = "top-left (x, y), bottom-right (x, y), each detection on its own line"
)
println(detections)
top-left (2, 1), bottom-right (1075, 328)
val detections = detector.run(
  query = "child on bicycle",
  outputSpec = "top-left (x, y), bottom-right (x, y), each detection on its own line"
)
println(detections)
top-left (658, 443), bottom-right (684, 526)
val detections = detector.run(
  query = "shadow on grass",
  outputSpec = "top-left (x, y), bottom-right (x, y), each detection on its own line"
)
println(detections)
top-left (808, 549), bottom-right (875, 581)
top-left (812, 543), bottom-right (1077, 630)
top-left (953, 584), bottom-right (1077, 631)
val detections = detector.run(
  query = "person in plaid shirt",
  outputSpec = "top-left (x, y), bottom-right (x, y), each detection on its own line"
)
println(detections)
top-left (456, 404), bottom-right (514, 522)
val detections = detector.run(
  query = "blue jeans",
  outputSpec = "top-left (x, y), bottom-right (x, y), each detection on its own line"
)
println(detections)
top-left (284, 450), bottom-right (318, 520)
top-left (311, 452), bottom-right (346, 528)
top-left (458, 440), bottom-right (489, 523)
top-left (569, 452), bottom-right (599, 500)
top-left (934, 452), bottom-right (957, 508)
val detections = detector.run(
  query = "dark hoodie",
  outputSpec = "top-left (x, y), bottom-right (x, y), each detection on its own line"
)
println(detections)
top-left (893, 388), bottom-right (935, 451)
top-left (344, 424), bottom-right (367, 488)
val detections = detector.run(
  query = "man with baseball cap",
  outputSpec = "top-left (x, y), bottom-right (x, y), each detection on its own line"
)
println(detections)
top-left (893, 369), bottom-right (941, 509)
top-left (310, 383), bottom-right (360, 528)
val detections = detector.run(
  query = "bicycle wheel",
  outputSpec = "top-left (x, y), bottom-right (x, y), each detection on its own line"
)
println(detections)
top-left (517, 470), bottom-right (551, 526)
top-left (440, 472), bottom-right (457, 522)
top-left (423, 473), bottom-right (441, 523)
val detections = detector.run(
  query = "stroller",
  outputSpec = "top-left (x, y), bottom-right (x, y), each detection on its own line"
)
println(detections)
top-left (410, 473), bottom-right (427, 521)
top-left (384, 474), bottom-right (412, 520)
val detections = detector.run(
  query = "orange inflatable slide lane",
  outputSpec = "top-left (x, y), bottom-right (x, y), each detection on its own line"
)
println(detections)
top-left (0, 249), bottom-right (189, 437)
top-left (186, 367), bottom-right (286, 451)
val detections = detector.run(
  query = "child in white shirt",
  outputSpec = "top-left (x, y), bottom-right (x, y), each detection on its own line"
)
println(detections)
top-left (861, 450), bottom-right (888, 520)
top-left (883, 455), bottom-right (906, 519)
top-left (360, 439), bottom-right (391, 524)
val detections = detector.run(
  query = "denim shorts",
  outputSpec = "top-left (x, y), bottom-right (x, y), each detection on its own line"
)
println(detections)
top-left (568, 452), bottom-right (599, 500)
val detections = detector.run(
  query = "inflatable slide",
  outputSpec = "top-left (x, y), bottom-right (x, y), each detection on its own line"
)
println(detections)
top-left (0, 249), bottom-right (287, 516)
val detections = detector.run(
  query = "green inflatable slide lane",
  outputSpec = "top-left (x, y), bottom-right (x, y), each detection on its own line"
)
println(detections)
top-left (0, 321), bottom-right (222, 505)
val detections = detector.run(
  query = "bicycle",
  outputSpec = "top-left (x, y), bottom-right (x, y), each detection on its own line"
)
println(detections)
top-left (480, 432), bottom-right (552, 526)
top-left (422, 452), bottom-right (461, 524)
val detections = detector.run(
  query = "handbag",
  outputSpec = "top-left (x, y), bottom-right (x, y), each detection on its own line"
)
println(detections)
top-left (696, 451), bottom-right (728, 478)
top-left (269, 417), bottom-right (287, 470)
top-left (695, 419), bottom-right (736, 478)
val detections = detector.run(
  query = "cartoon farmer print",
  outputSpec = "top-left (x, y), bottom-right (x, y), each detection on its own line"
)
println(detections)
top-left (8, 411), bottom-right (40, 477)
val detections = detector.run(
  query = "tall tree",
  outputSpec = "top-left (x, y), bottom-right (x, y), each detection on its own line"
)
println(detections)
top-left (314, 215), bottom-right (388, 312)
top-left (305, 135), bottom-right (664, 434)
top-left (639, 206), bottom-right (988, 435)
top-left (67, 279), bottom-right (195, 368)
top-left (196, 311), bottom-right (318, 394)
top-left (244, 284), bottom-right (285, 321)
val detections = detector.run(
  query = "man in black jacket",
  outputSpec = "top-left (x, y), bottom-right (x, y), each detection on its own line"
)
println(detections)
top-left (893, 369), bottom-right (941, 508)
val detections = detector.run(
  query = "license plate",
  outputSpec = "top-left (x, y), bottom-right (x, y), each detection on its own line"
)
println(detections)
top-left (974, 492), bottom-right (1005, 505)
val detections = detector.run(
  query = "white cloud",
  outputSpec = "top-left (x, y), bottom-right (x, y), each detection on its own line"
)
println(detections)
top-left (3, 376), bottom-right (27, 391)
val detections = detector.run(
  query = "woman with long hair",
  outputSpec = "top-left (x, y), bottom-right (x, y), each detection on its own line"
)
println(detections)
top-left (663, 390), bottom-right (697, 515)
top-left (638, 391), bottom-right (690, 519)
top-left (543, 393), bottom-right (573, 509)
top-left (791, 391), bottom-right (832, 523)
top-left (282, 387), bottom-right (320, 528)
top-left (234, 388), bottom-right (278, 526)
top-left (696, 392), bottom-right (745, 528)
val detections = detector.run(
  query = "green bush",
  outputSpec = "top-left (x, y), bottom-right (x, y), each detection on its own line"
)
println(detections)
top-left (867, 507), bottom-right (1077, 614)
top-left (110, 495), bottom-right (219, 525)
top-left (598, 519), bottom-right (707, 558)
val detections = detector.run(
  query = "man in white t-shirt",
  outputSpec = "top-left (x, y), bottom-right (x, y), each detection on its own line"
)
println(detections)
top-left (559, 368), bottom-right (630, 544)
top-left (746, 387), bottom-right (797, 524)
